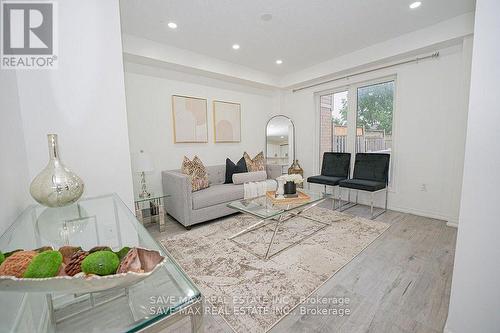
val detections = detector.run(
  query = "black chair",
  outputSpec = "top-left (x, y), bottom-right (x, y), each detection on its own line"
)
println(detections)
top-left (338, 153), bottom-right (390, 219)
top-left (307, 152), bottom-right (351, 208)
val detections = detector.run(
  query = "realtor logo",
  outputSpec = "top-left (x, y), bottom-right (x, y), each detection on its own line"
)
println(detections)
top-left (1, 1), bottom-right (58, 69)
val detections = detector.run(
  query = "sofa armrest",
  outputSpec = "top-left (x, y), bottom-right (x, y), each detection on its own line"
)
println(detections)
top-left (266, 164), bottom-right (282, 180)
top-left (162, 170), bottom-right (192, 226)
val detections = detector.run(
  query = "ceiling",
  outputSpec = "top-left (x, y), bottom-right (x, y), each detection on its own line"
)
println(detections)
top-left (120, 0), bottom-right (475, 76)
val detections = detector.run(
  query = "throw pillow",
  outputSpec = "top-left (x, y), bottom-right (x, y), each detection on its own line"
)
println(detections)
top-left (225, 157), bottom-right (248, 184)
top-left (181, 156), bottom-right (209, 192)
top-left (232, 171), bottom-right (267, 185)
top-left (243, 151), bottom-right (265, 172)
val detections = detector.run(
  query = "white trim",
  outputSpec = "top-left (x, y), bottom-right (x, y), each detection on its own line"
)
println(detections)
top-left (389, 204), bottom-right (458, 224)
top-left (446, 221), bottom-right (459, 228)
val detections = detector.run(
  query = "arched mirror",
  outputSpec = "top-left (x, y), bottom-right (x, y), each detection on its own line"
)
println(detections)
top-left (266, 115), bottom-right (295, 174)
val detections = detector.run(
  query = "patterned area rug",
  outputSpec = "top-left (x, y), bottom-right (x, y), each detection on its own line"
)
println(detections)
top-left (161, 207), bottom-right (390, 333)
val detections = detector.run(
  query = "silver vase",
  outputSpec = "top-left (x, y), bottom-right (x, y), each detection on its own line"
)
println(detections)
top-left (30, 134), bottom-right (85, 207)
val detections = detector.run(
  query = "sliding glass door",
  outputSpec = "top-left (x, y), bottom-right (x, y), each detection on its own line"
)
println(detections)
top-left (319, 90), bottom-right (348, 167)
top-left (318, 78), bottom-right (395, 182)
top-left (356, 81), bottom-right (394, 154)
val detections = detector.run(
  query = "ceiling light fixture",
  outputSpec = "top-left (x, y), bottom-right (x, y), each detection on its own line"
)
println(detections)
top-left (275, 59), bottom-right (283, 65)
top-left (232, 44), bottom-right (240, 50)
top-left (167, 22), bottom-right (177, 29)
top-left (409, 1), bottom-right (421, 9)
top-left (260, 13), bottom-right (273, 22)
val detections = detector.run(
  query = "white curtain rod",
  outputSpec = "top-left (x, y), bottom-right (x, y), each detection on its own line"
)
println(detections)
top-left (292, 51), bottom-right (440, 93)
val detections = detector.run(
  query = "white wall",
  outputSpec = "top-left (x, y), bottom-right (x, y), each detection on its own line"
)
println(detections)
top-left (446, 1), bottom-right (500, 332)
top-left (12, 0), bottom-right (134, 208)
top-left (0, 72), bottom-right (31, 234)
top-left (278, 41), bottom-right (472, 224)
top-left (124, 62), bottom-right (278, 197)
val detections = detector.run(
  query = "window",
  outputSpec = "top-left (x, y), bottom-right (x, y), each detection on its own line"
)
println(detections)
top-left (319, 90), bottom-right (348, 167)
top-left (318, 79), bottom-right (395, 182)
top-left (356, 81), bottom-right (394, 154)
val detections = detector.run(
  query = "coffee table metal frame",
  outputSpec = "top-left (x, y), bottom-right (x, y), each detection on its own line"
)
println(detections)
top-left (228, 192), bottom-right (330, 260)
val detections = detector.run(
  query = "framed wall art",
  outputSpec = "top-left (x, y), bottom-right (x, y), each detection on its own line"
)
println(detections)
top-left (172, 95), bottom-right (208, 143)
top-left (213, 100), bottom-right (241, 143)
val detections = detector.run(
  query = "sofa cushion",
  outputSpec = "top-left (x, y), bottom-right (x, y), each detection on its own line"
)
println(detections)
top-left (244, 151), bottom-right (265, 172)
top-left (232, 171), bottom-right (267, 184)
top-left (225, 157), bottom-right (248, 183)
top-left (307, 175), bottom-right (346, 186)
top-left (339, 179), bottom-right (386, 192)
top-left (206, 165), bottom-right (226, 185)
top-left (181, 156), bottom-right (209, 192)
top-left (192, 184), bottom-right (244, 210)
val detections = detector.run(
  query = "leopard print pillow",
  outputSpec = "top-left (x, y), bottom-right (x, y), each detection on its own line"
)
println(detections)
top-left (243, 151), bottom-right (265, 172)
top-left (181, 156), bottom-right (209, 192)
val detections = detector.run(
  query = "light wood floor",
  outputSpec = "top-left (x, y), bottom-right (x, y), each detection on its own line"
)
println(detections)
top-left (147, 199), bottom-right (457, 333)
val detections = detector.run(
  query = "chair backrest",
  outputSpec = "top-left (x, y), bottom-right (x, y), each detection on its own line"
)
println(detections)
top-left (353, 153), bottom-right (390, 184)
top-left (321, 152), bottom-right (351, 178)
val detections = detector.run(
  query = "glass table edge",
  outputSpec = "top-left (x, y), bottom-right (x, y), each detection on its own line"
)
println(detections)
top-left (227, 191), bottom-right (330, 219)
top-left (134, 194), bottom-right (172, 204)
top-left (112, 193), bottom-right (203, 329)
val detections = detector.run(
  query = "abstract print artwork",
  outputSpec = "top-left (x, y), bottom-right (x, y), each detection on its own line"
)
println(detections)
top-left (213, 100), bottom-right (241, 143)
top-left (172, 95), bottom-right (208, 143)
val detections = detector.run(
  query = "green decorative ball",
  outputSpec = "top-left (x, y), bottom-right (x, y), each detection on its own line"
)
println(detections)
top-left (0, 251), bottom-right (4, 266)
top-left (23, 250), bottom-right (62, 278)
top-left (115, 247), bottom-right (131, 261)
top-left (81, 251), bottom-right (119, 276)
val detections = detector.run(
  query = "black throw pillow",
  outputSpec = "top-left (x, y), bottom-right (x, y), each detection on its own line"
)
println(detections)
top-left (225, 157), bottom-right (248, 183)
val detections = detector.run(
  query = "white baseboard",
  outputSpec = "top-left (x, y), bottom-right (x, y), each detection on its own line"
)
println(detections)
top-left (389, 204), bottom-right (458, 225)
top-left (446, 221), bottom-right (458, 228)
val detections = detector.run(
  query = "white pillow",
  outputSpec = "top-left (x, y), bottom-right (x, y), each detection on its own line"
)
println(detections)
top-left (232, 171), bottom-right (267, 184)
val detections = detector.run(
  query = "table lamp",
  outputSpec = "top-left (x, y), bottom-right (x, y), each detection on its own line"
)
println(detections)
top-left (135, 150), bottom-right (154, 198)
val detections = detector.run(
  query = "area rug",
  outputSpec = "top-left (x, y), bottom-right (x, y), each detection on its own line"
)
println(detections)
top-left (161, 207), bottom-right (390, 333)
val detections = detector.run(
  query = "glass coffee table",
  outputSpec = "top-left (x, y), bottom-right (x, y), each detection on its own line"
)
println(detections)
top-left (228, 189), bottom-right (329, 260)
top-left (0, 194), bottom-right (201, 333)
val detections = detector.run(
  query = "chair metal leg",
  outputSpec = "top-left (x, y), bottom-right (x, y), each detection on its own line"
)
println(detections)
top-left (337, 187), bottom-right (342, 210)
top-left (356, 190), bottom-right (359, 204)
top-left (370, 188), bottom-right (388, 220)
top-left (370, 192), bottom-right (374, 218)
top-left (324, 185), bottom-right (327, 195)
top-left (332, 186), bottom-right (336, 210)
top-left (385, 187), bottom-right (388, 211)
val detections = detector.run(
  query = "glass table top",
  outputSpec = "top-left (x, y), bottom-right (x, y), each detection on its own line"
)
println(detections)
top-left (0, 194), bottom-right (199, 333)
top-left (227, 189), bottom-right (327, 219)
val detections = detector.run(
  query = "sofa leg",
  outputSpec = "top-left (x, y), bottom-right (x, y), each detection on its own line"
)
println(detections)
top-left (185, 225), bottom-right (192, 230)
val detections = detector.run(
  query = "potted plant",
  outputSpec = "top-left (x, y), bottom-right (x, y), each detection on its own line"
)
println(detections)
top-left (277, 174), bottom-right (303, 195)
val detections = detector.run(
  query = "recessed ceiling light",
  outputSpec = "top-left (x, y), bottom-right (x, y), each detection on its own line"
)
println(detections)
top-left (167, 22), bottom-right (177, 29)
top-left (260, 13), bottom-right (273, 22)
top-left (409, 1), bottom-right (421, 9)
top-left (232, 44), bottom-right (240, 50)
top-left (275, 59), bottom-right (283, 65)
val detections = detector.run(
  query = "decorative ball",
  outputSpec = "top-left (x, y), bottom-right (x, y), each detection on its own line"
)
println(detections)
top-left (115, 247), bottom-right (131, 261)
top-left (0, 251), bottom-right (38, 278)
top-left (81, 251), bottom-right (119, 276)
top-left (24, 250), bottom-right (63, 278)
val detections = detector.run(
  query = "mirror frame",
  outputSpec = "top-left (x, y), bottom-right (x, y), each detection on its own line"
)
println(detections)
top-left (265, 115), bottom-right (296, 163)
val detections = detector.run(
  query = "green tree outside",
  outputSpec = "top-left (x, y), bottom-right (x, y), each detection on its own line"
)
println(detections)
top-left (332, 81), bottom-right (394, 135)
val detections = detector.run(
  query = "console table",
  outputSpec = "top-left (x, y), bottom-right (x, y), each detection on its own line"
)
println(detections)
top-left (0, 194), bottom-right (202, 332)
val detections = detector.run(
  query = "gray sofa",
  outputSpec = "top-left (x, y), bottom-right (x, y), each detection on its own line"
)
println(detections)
top-left (162, 164), bottom-right (282, 228)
